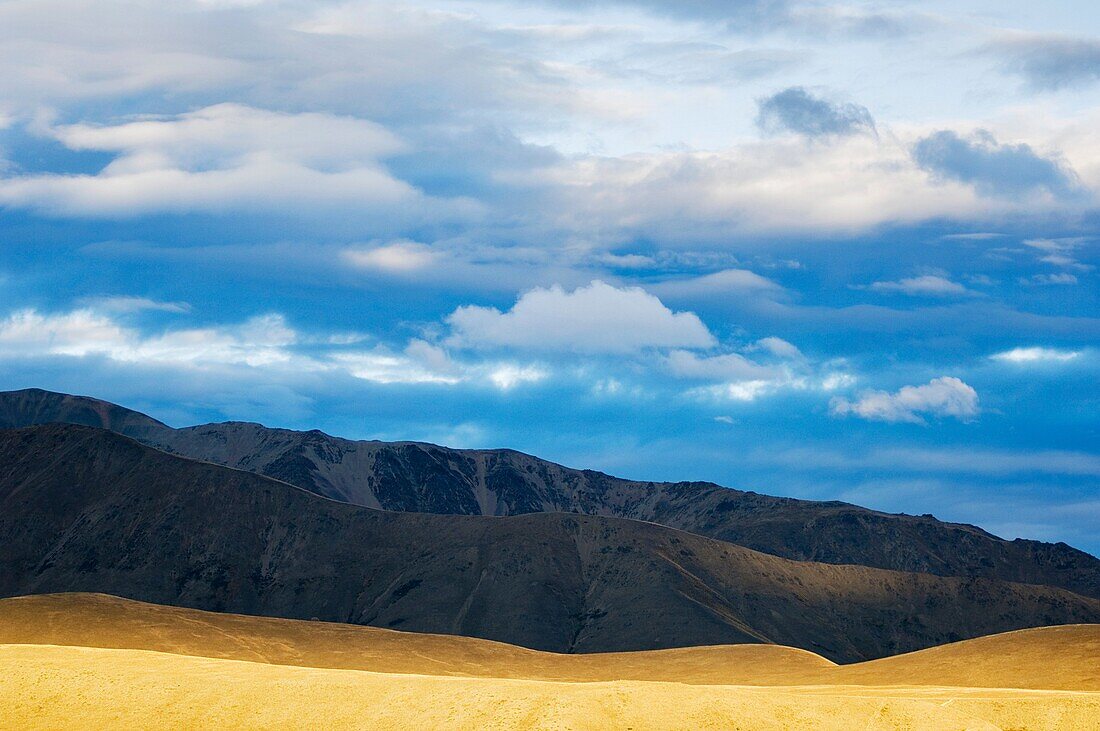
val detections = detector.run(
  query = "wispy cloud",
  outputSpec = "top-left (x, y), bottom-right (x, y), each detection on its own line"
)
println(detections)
top-left (861, 275), bottom-right (973, 298)
top-left (1018, 273), bottom-right (1078, 286)
top-left (985, 32), bottom-right (1100, 90)
top-left (991, 347), bottom-right (1081, 363)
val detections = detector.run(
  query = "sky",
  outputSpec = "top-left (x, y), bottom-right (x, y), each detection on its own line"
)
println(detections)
top-left (0, 0), bottom-right (1097, 553)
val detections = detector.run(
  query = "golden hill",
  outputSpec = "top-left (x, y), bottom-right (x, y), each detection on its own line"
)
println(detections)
top-left (2, 593), bottom-right (1099, 730)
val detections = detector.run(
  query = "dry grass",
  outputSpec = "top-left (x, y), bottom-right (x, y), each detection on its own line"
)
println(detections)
top-left (2, 593), bottom-right (1098, 730)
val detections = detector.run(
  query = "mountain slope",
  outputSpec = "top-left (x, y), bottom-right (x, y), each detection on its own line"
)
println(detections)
top-left (3, 387), bottom-right (1097, 598)
top-left (2, 423), bottom-right (1099, 662)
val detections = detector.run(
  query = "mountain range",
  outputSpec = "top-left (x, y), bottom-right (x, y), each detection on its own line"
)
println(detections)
top-left (2, 387), bottom-right (1097, 599)
top-left (1, 388), bottom-right (1099, 662)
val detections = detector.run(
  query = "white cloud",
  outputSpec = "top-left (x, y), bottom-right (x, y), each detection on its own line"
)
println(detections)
top-left (821, 372), bottom-right (857, 391)
top-left (991, 346), bottom-right (1081, 363)
top-left (1023, 238), bottom-right (1093, 271)
top-left (749, 336), bottom-right (802, 359)
top-left (330, 351), bottom-right (460, 385)
top-left (343, 241), bottom-right (440, 273)
top-left (650, 268), bottom-right (782, 299)
top-left (523, 132), bottom-right (1073, 239)
top-left (445, 280), bottom-right (715, 353)
top-left (830, 376), bottom-right (979, 424)
top-left (0, 309), bottom-right (297, 367)
top-left (864, 275), bottom-right (973, 297)
top-left (694, 379), bottom-right (789, 402)
top-left (0, 306), bottom-right (547, 391)
top-left (664, 350), bottom-right (776, 381)
top-left (0, 104), bottom-right (441, 218)
top-left (1018, 273), bottom-right (1078, 286)
top-left (84, 296), bottom-right (191, 314)
top-left (489, 364), bottom-right (548, 389)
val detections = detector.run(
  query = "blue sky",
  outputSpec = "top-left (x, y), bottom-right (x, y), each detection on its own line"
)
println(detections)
top-left (0, 0), bottom-right (1097, 552)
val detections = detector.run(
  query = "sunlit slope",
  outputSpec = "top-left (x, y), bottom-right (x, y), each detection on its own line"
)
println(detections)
top-left (830, 623), bottom-right (1100, 691)
top-left (2, 593), bottom-right (1097, 691)
top-left (0, 593), bottom-right (834, 685)
top-left (6, 644), bottom-right (1100, 731)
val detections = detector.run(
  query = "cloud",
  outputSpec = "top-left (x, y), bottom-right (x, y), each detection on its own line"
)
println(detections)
top-left (692, 379), bottom-right (798, 402)
top-left (0, 308), bottom-right (297, 367)
top-left (990, 347), bottom-right (1081, 363)
top-left (749, 336), bottom-right (801, 358)
top-left (986, 33), bottom-right (1100, 90)
top-left (0, 104), bottom-right (448, 218)
top-left (830, 376), bottom-right (979, 424)
top-left (664, 349), bottom-right (777, 381)
top-left (0, 306), bottom-right (548, 391)
top-left (517, 0), bottom-right (792, 26)
top-left (1018, 273), bottom-right (1078, 286)
top-left (530, 133), bottom-right (1016, 238)
top-left (1022, 238), bottom-right (1093, 271)
top-left (343, 241), bottom-right (440, 273)
top-left (84, 296), bottom-right (191, 314)
top-left (445, 280), bottom-right (715, 353)
top-left (488, 364), bottom-right (548, 389)
top-left (756, 87), bottom-right (875, 138)
top-left (912, 129), bottom-right (1079, 199)
top-left (329, 339), bottom-right (464, 385)
top-left (650, 268), bottom-right (782, 299)
top-left (601, 42), bottom-right (804, 85)
top-left (864, 275), bottom-right (973, 297)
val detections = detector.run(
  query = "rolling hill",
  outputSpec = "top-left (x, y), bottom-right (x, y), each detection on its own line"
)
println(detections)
top-left (1, 593), bottom-right (1097, 730)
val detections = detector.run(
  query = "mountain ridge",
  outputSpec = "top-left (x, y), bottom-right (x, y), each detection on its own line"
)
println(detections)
top-left (2, 387), bottom-right (1097, 600)
top-left (3, 423), bottom-right (1099, 662)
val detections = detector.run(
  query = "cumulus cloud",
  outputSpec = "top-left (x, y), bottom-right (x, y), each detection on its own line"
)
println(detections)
top-left (756, 87), bottom-right (875, 138)
top-left (830, 376), bottom-right (979, 424)
top-left (863, 275), bottom-right (973, 297)
top-left (986, 33), bottom-right (1100, 90)
top-left (445, 280), bottom-right (715, 353)
top-left (912, 129), bottom-right (1079, 199)
top-left (0, 104), bottom-right (442, 217)
top-left (991, 347), bottom-right (1081, 363)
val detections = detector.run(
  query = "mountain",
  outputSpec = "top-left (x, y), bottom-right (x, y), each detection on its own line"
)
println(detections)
top-left (3, 387), bottom-right (1097, 598)
top-left (2, 423), bottom-right (1098, 662)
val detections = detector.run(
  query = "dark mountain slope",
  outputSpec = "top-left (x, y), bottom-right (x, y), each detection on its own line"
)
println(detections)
top-left (3, 387), bottom-right (1097, 599)
top-left (2, 424), bottom-right (1099, 663)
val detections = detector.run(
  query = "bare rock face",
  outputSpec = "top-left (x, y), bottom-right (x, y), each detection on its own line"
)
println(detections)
top-left (2, 387), bottom-right (1097, 600)
top-left (2, 423), bottom-right (1099, 663)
